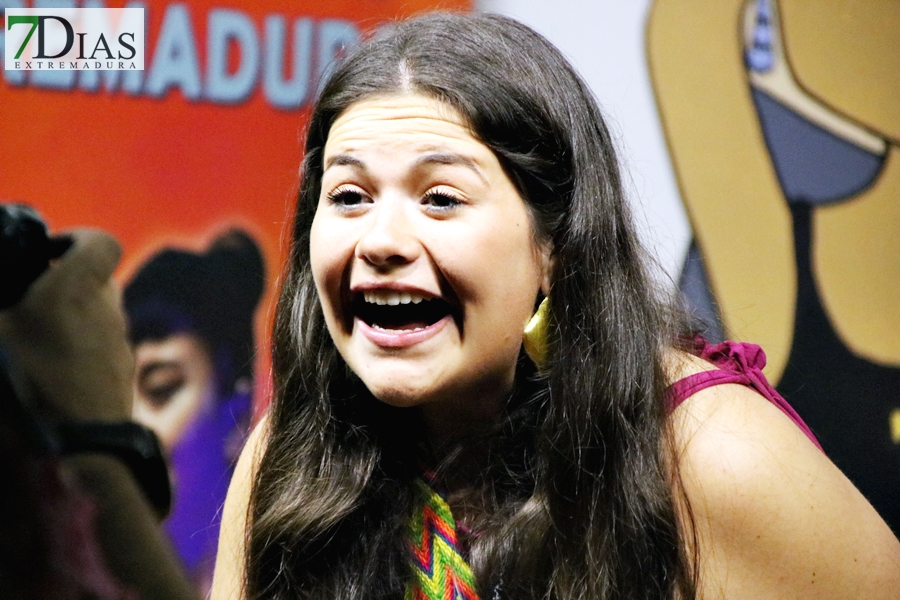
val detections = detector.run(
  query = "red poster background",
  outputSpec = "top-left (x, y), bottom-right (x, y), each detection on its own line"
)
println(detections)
top-left (1, 0), bottom-right (471, 411)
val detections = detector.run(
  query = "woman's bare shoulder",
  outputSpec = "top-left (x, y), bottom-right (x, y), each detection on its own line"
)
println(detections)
top-left (663, 347), bottom-right (718, 385)
top-left (668, 375), bottom-right (900, 599)
top-left (211, 412), bottom-right (270, 600)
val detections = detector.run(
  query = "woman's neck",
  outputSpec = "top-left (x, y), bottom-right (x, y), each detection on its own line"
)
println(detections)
top-left (411, 358), bottom-right (519, 447)
top-left (423, 425), bottom-right (497, 539)
top-left (419, 387), bottom-right (508, 448)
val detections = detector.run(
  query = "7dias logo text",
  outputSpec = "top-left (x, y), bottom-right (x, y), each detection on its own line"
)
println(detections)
top-left (5, 8), bottom-right (145, 71)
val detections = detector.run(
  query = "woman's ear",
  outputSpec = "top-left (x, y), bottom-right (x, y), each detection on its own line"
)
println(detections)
top-left (539, 245), bottom-right (554, 296)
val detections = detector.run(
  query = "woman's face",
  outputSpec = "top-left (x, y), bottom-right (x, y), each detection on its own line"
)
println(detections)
top-left (132, 332), bottom-right (217, 450)
top-left (310, 93), bottom-right (551, 423)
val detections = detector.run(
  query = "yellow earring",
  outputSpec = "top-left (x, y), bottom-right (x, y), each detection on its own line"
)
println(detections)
top-left (523, 297), bottom-right (550, 368)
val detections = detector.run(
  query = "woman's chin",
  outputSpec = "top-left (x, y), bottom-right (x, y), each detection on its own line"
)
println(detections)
top-left (365, 383), bottom-right (439, 409)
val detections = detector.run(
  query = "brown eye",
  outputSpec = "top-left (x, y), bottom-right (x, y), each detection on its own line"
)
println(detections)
top-left (138, 365), bottom-right (186, 408)
top-left (423, 190), bottom-right (462, 210)
top-left (327, 186), bottom-right (368, 206)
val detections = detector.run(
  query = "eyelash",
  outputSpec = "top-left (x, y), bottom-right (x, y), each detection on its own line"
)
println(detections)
top-left (324, 186), bottom-right (464, 212)
top-left (326, 185), bottom-right (368, 207)
top-left (422, 189), bottom-right (463, 211)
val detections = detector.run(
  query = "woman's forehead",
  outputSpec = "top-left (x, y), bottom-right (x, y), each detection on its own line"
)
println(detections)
top-left (323, 93), bottom-right (485, 160)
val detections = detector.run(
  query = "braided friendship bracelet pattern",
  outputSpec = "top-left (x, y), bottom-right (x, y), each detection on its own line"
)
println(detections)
top-left (405, 477), bottom-right (480, 600)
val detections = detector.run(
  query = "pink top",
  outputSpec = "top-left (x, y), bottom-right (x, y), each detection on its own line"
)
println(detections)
top-left (665, 339), bottom-right (823, 451)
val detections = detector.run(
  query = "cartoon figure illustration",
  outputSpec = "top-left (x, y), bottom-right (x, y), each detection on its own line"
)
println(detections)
top-left (648, 0), bottom-right (900, 531)
top-left (123, 229), bottom-right (265, 592)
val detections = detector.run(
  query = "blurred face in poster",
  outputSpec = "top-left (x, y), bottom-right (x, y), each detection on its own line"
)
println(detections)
top-left (122, 229), bottom-right (263, 593)
top-left (132, 332), bottom-right (218, 450)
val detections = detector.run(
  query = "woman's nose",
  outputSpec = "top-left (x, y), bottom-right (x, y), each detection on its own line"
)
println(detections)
top-left (354, 200), bottom-right (420, 268)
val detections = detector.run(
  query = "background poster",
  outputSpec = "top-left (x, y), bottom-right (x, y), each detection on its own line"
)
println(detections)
top-left (1, 0), bottom-right (470, 405)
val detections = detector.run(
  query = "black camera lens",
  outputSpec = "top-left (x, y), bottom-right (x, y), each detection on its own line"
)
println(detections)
top-left (0, 204), bottom-right (72, 310)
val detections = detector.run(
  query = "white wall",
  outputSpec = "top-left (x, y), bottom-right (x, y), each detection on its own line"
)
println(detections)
top-left (475, 0), bottom-right (690, 284)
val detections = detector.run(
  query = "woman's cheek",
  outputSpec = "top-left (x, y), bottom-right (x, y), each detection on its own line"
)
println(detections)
top-left (310, 218), bottom-right (338, 284)
top-left (311, 219), bottom-right (356, 331)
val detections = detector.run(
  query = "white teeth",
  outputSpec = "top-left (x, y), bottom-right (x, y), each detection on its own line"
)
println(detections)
top-left (362, 290), bottom-right (429, 305)
top-left (372, 324), bottom-right (426, 332)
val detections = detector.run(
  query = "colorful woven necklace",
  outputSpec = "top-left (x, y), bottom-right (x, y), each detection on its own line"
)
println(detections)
top-left (405, 477), bottom-right (481, 600)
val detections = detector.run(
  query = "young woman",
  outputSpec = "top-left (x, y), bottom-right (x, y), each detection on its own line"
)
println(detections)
top-left (212, 12), bottom-right (900, 600)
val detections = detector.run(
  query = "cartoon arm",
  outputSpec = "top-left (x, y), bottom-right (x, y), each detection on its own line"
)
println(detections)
top-left (776, 0), bottom-right (900, 367)
top-left (647, 0), bottom-right (796, 381)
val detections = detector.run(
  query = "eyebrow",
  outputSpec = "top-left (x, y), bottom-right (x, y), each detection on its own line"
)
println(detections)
top-left (415, 152), bottom-right (486, 182)
top-left (324, 151), bottom-right (487, 184)
top-left (324, 154), bottom-right (365, 170)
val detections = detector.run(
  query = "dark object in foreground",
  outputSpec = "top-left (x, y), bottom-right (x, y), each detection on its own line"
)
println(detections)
top-left (0, 203), bottom-right (72, 309)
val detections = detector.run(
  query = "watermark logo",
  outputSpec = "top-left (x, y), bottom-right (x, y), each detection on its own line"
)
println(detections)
top-left (5, 8), bottom-right (144, 71)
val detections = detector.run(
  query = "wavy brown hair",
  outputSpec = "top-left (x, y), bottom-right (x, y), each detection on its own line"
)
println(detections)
top-left (246, 12), bottom-right (696, 600)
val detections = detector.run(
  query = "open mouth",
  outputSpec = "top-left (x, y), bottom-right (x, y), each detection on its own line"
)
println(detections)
top-left (352, 290), bottom-right (454, 332)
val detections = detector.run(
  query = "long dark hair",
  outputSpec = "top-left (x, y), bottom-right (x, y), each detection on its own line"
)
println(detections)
top-left (247, 12), bottom-right (696, 600)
